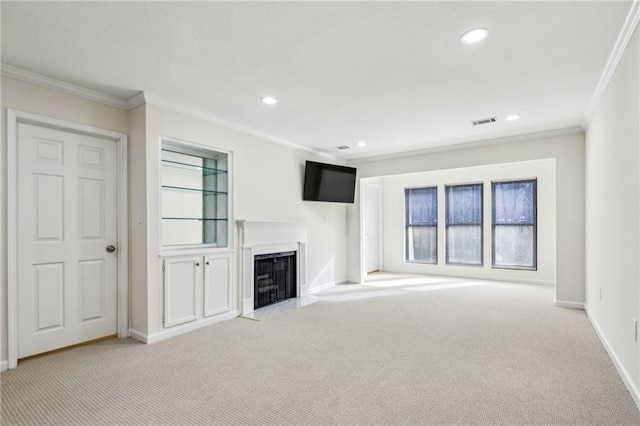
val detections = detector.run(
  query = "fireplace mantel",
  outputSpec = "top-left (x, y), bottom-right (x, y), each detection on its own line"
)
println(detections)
top-left (237, 220), bottom-right (307, 314)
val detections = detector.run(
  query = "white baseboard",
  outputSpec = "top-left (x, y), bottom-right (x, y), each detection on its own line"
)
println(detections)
top-left (586, 308), bottom-right (640, 410)
top-left (128, 329), bottom-right (149, 344)
top-left (241, 298), bottom-right (253, 314)
top-left (1, 359), bottom-right (8, 372)
top-left (555, 299), bottom-right (585, 309)
top-left (144, 310), bottom-right (240, 344)
top-left (308, 279), bottom-right (346, 294)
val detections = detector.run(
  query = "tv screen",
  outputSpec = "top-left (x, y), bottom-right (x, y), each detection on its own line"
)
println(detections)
top-left (303, 161), bottom-right (357, 203)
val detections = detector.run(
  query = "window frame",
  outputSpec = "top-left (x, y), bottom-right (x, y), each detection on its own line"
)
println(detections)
top-left (491, 178), bottom-right (537, 271)
top-left (445, 183), bottom-right (484, 267)
top-left (404, 186), bottom-right (438, 264)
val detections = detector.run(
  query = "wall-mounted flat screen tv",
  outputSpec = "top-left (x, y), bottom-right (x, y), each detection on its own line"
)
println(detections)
top-left (303, 161), bottom-right (357, 203)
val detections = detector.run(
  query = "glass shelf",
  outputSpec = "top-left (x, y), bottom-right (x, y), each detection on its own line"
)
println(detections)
top-left (161, 185), bottom-right (227, 196)
top-left (161, 157), bottom-right (227, 176)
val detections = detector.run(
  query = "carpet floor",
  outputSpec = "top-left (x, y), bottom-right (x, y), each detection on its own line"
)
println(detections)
top-left (2, 275), bottom-right (639, 425)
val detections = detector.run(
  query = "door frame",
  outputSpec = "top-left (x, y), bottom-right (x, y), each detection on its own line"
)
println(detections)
top-left (360, 180), bottom-right (383, 282)
top-left (7, 109), bottom-right (129, 369)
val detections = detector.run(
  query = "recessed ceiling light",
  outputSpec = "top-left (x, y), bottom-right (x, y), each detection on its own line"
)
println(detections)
top-left (505, 114), bottom-right (521, 121)
top-left (261, 96), bottom-right (277, 105)
top-left (357, 141), bottom-right (367, 147)
top-left (461, 28), bottom-right (489, 45)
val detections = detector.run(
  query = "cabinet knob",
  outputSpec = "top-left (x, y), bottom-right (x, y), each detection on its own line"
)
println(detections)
top-left (206, 261), bottom-right (210, 266)
top-left (196, 262), bottom-right (200, 267)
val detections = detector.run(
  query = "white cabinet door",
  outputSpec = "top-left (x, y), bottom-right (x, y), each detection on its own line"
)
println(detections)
top-left (163, 256), bottom-right (201, 327)
top-left (204, 253), bottom-right (232, 317)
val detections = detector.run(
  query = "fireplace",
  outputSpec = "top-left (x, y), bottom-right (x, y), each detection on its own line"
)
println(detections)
top-left (237, 220), bottom-right (307, 315)
top-left (254, 252), bottom-right (296, 309)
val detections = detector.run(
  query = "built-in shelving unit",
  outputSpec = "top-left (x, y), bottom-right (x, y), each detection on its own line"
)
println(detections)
top-left (161, 142), bottom-right (229, 248)
top-left (160, 139), bottom-right (235, 333)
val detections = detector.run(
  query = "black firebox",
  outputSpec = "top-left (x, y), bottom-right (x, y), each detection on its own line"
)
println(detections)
top-left (254, 252), bottom-right (296, 310)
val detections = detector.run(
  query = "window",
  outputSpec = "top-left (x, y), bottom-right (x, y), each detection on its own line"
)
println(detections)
top-left (405, 187), bottom-right (438, 263)
top-left (445, 184), bottom-right (483, 266)
top-left (161, 141), bottom-right (228, 247)
top-left (492, 179), bottom-right (536, 270)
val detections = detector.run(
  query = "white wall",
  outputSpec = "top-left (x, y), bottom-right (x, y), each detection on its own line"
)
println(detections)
top-left (585, 24), bottom-right (640, 393)
top-left (0, 77), bottom-right (349, 361)
top-left (0, 76), bottom-right (130, 364)
top-left (141, 104), bottom-right (348, 337)
top-left (347, 131), bottom-right (585, 304)
top-left (376, 159), bottom-right (556, 285)
top-left (128, 104), bottom-right (148, 335)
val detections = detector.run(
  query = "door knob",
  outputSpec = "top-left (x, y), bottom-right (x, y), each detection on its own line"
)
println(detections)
top-left (106, 245), bottom-right (116, 253)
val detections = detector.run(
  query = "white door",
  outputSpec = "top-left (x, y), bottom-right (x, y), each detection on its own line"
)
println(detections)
top-left (17, 123), bottom-right (118, 359)
top-left (365, 183), bottom-right (382, 273)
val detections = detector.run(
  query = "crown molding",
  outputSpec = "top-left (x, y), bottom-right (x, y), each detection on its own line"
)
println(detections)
top-left (1, 63), bottom-right (130, 109)
top-left (139, 92), bottom-right (338, 161)
top-left (346, 126), bottom-right (583, 165)
top-left (0, 63), bottom-right (335, 160)
top-left (126, 92), bottom-right (147, 109)
top-left (583, 0), bottom-right (640, 127)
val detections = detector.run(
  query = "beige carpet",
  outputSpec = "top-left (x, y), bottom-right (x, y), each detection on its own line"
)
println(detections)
top-left (2, 275), bottom-right (640, 425)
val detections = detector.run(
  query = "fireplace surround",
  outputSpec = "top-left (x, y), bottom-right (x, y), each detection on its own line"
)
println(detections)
top-left (237, 221), bottom-right (307, 314)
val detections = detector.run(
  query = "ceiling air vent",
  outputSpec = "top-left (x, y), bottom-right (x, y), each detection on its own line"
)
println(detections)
top-left (471, 117), bottom-right (497, 126)
top-left (332, 145), bottom-right (351, 150)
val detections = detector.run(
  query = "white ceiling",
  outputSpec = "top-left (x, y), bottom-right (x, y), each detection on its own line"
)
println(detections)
top-left (1, 1), bottom-right (633, 160)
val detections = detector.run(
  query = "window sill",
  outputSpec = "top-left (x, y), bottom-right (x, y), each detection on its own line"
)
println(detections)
top-left (492, 265), bottom-right (537, 271)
